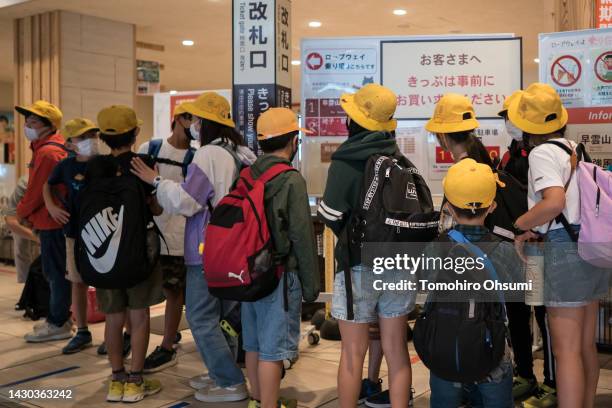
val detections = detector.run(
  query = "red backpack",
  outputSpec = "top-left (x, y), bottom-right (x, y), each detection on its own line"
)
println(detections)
top-left (203, 163), bottom-right (295, 301)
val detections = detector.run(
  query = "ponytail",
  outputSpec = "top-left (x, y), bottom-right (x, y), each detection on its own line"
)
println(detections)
top-left (446, 131), bottom-right (494, 168)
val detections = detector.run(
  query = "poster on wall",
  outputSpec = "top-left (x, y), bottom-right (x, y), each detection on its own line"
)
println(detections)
top-left (597, 0), bottom-right (612, 29)
top-left (381, 38), bottom-right (522, 120)
top-left (539, 28), bottom-right (612, 165)
top-left (137, 60), bottom-right (161, 95)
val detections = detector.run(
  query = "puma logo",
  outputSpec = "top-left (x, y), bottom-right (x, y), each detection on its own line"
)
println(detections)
top-left (228, 270), bottom-right (246, 284)
top-left (81, 206), bottom-right (124, 274)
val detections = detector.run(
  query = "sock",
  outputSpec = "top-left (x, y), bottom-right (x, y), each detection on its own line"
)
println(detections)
top-left (77, 327), bottom-right (90, 334)
top-left (128, 371), bottom-right (143, 384)
top-left (112, 368), bottom-right (127, 382)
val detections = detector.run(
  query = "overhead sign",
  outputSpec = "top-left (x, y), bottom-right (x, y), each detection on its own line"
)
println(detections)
top-left (381, 38), bottom-right (522, 119)
top-left (232, 0), bottom-right (292, 154)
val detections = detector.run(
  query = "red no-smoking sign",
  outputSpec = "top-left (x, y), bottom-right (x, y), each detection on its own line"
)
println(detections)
top-left (594, 51), bottom-right (612, 83)
top-left (306, 52), bottom-right (324, 70)
top-left (550, 55), bottom-right (582, 87)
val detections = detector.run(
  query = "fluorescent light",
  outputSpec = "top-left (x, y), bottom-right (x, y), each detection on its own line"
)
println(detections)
top-left (291, 60), bottom-right (301, 66)
top-left (182, 40), bottom-right (195, 46)
top-left (534, 58), bottom-right (540, 64)
top-left (308, 21), bottom-right (322, 28)
top-left (169, 90), bottom-right (178, 95)
top-left (393, 9), bottom-right (407, 16)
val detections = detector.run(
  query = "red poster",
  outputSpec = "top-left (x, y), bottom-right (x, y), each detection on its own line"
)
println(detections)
top-left (597, 0), bottom-right (612, 28)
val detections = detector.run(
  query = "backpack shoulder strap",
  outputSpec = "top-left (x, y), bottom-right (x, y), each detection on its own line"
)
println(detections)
top-left (147, 139), bottom-right (163, 158)
top-left (41, 141), bottom-right (69, 152)
top-left (256, 163), bottom-right (295, 184)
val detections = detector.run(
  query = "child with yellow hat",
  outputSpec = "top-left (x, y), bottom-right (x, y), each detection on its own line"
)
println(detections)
top-left (318, 83), bottom-right (422, 408)
top-left (512, 83), bottom-right (608, 408)
top-left (42, 118), bottom-right (100, 355)
top-left (241, 107), bottom-right (319, 408)
top-left (130, 92), bottom-right (254, 403)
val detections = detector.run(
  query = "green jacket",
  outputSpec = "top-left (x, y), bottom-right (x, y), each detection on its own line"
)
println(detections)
top-left (250, 154), bottom-right (320, 302)
top-left (318, 130), bottom-right (399, 268)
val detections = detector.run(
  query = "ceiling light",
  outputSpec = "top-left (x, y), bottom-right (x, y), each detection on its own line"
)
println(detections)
top-left (291, 60), bottom-right (301, 66)
top-left (182, 40), bottom-right (195, 46)
top-left (169, 90), bottom-right (177, 95)
top-left (308, 21), bottom-right (322, 28)
top-left (393, 9), bottom-right (407, 16)
top-left (534, 58), bottom-right (540, 64)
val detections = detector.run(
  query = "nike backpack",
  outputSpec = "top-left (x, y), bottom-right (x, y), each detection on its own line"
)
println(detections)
top-left (147, 138), bottom-right (196, 178)
top-left (203, 163), bottom-right (295, 301)
top-left (76, 175), bottom-right (155, 289)
top-left (413, 230), bottom-right (508, 383)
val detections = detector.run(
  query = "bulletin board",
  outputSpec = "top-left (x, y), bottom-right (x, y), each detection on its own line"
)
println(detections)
top-left (300, 34), bottom-right (522, 198)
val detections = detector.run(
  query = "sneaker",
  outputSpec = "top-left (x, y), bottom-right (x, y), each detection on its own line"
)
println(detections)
top-left (359, 379), bottom-right (382, 404)
top-left (106, 380), bottom-right (124, 402)
top-left (143, 346), bottom-right (177, 373)
top-left (513, 376), bottom-right (538, 400)
top-left (365, 388), bottom-right (415, 408)
top-left (174, 331), bottom-right (182, 344)
top-left (521, 384), bottom-right (557, 408)
top-left (24, 321), bottom-right (73, 343)
top-left (189, 374), bottom-right (215, 390)
top-left (248, 397), bottom-right (297, 408)
top-left (194, 383), bottom-right (248, 402)
top-left (97, 342), bottom-right (107, 355)
top-left (122, 378), bottom-right (162, 403)
top-left (62, 331), bottom-right (92, 354)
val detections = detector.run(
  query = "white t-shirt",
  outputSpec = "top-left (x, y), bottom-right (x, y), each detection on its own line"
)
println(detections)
top-left (138, 138), bottom-right (190, 256)
top-left (527, 138), bottom-right (580, 234)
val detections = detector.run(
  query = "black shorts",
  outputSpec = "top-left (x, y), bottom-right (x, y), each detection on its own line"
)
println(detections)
top-left (159, 255), bottom-right (187, 291)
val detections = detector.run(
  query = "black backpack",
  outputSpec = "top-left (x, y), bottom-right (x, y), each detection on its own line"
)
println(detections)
top-left (17, 256), bottom-right (50, 320)
top-left (76, 173), bottom-right (160, 289)
top-left (347, 153), bottom-right (440, 248)
top-left (147, 138), bottom-right (196, 178)
top-left (413, 230), bottom-right (508, 383)
top-left (484, 170), bottom-right (528, 241)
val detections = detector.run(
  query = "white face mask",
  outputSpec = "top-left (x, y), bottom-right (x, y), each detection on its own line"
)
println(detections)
top-left (24, 126), bottom-right (40, 141)
top-left (189, 123), bottom-right (200, 140)
top-left (505, 121), bottom-right (523, 141)
top-left (76, 139), bottom-right (100, 156)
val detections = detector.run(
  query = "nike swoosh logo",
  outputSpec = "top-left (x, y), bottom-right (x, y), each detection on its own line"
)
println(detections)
top-left (86, 206), bottom-right (124, 273)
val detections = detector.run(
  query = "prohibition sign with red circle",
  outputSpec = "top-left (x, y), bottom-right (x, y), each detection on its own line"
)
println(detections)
top-left (594, 51), bottom-right (612, 83)
top-left (550, 55), bottom-right (582, 87)
top-left (306, 52), bottom-right (324, 70)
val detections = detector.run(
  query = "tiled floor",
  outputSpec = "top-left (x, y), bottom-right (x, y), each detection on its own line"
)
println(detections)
top-left (0, 265), bottom-right (611, 407)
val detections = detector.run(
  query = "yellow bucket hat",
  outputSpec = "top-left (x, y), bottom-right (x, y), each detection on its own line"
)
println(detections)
top-left (257, 107), bottom-right (311, 140)
top-left (97, 105), bottom-right (142, 136)
top-left (443, 158), bottom-right (505, 210)
top-left (507, 83), bottom-right (568, 135)
top-left (425, 93), bottom-right (480, 134)
top-left (498, 90), bottom-right (523, 117)
top-left (340, 83), bottom-right (397, 132)
top-left (183, 92), bottom-right (235, 128)
top-left (15, 100), bottom-right (63, 130)
top-left (62, 118), bottom-right (98, 139)
top-left (173, 102), bottom-right (191, 117)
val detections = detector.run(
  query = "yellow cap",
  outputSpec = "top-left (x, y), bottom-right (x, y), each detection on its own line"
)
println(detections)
top-left (425, 93), bottom-right (480, 134)
top-left (443, 159), bottom-right (505, 210)
top-left (173, 102), bottom-right (190, 117)
top-left (340, 83), bottom-right (397, 132)
top-left (183, 92), bottom-right (235, 128)
top-left (15, 100), bottom-right (63, 130)
top-left (97, 105), bottom-right (142, 136)
top-left (62, 118), bottom-right (98, 139)
top-left (257, 107), bottom-right (311, 140)
top-left (498, 90), bottom-right (523, 117)
top-left (508, 83), bottom-right (568, 135)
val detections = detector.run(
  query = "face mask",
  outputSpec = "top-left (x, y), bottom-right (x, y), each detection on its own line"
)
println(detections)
top-left (76, 139), bottom-right (100, 156)
top-left (189, 123), bottom-right (200, 140)
top-left (24, 126), bottom-right (40, 141)
top-left (505, 121), bottom-right (523, 141)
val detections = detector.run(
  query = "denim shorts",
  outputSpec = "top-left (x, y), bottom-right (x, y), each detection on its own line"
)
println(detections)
top-left (241, 272), bottom-right (302, 361)
top-left (331, 264), bottom-right (416, 323)
top-left (543, 226), bottom-right (609, 308)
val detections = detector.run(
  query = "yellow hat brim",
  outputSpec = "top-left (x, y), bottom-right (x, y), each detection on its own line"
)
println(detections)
top-left (184, 102), bottom-right (236, 128)
top-left (497, 109), bottom-right (508, 117)
top-left (257, 125), bottom-right (312, 140)
top-left (507, 97), bottom-right (568, 135)
top-left (424, 117), bottom-right (480, 134)
top-left (340, 93), bottom-right (397, 132)
top-left (100, 119), bottom-right (143, 136)
top-left (67, 125), bottom-right (99, 139)
top-left (15, 105), bottom-right (61, 129)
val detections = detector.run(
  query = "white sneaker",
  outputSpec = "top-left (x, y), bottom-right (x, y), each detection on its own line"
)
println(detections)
top-left (194, 383), bottom-right (248, 402)
top-left (25, 321), bottom-right (73, 343)
top-left (189, 374), bottom-right (215, 390)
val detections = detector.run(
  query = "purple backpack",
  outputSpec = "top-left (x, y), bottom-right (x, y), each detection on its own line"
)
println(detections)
top-left (577, 161), bottom-right (612, 268)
